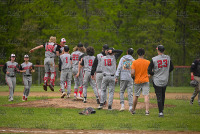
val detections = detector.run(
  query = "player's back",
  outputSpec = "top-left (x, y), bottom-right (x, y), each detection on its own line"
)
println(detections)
top-left (152, 54), bottom-right (171, 86)
top-left (83, 55), bottom-right (95, 72)
top-left (96, 53), bottom-right (104, 73)
top-left (60, 53), bottom-right (71, 69)
top-left (44, 42), bottom-right (57, 58)
top-left (71, 51), bottom-right (83, 69)
top-left (102, 55), bottom-right (116, 75)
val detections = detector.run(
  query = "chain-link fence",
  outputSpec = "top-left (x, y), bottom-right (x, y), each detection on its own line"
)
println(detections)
top-left (0, 65), bottom-right (191, 87)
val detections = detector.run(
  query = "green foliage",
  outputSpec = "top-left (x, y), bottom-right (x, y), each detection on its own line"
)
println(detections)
top-left (0, 0), bottom-right (200, 65)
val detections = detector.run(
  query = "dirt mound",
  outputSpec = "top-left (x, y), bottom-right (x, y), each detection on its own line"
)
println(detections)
top-left (4, 98), bottom-right (175, 110)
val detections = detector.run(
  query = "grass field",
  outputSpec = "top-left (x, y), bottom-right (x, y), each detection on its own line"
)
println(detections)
top-left (0, 86), bottom-right (200, 132)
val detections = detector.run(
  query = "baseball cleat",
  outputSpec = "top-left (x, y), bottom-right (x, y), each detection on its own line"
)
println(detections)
top-left (43, 83), bottom-right (47, 91)
top-left (98, 104), bottom-right (103, 110)
top-left (190, 99), bottom-right (194, 105)
top-left (77, 96), bottom-right (83, 100)
top-left (61, 92), bottom-right (66, 98)
top-left (8, 99), bottom-right (13, 102)
top-left (83, 98), bottom-right (87, 103)
top-left (130, 109), bottom-right (136, 115)
top-left (66, 94), bottom-right (70, 98)
top-left (145, 111), bottom-right (150, 116)
top-left (119, 107), bottom-right (125, 111)
top-left (103, 101), bottom-right (107, 107)
top-left (49, 83), bottom-right (54, 91)
top-left (59, 89), bottom-right (62, 93)
top-left (22, 96), bottom-right (25, 101)
top-left (25, 98), bottom-right (27, 101)
top-left (96, 98), bottom-right (100, 104)
top-left (108, 105), bottom-right (112, 110)
top-left (159, 112), bottom-right (164, 117)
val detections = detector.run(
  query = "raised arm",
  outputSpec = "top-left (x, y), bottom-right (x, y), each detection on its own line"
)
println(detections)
top-left (29, 45), bottom-right (44, 53)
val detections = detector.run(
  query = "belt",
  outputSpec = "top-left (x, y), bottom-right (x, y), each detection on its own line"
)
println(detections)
top-left (7, 75), bottom-right (15, 77)
top-left (103, 74), bottom-right (114, 76)
top-left (96, 71), bottom-right (102, 73)
top-left (45, 57), bottom-right (53, 58)
top-left (62, 68), bottom-right (71, 70)
top-left (24, 75), bottom-right (31, 77)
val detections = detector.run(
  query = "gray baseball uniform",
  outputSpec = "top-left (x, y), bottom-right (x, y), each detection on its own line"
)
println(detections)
top-left (59, 53), bottom-right (72, 95)
top-left (71, 51), bottom-right (84, 95)
top-left (20, 62), bottom-right (34, 98)
top-left (100, 55), bottom-right (116, 106)
top-left (3, 61), bottom-right (19, 101)
top-left (115, 55), bottom-right (135, 106)
top-left (81, 55), bottom-right (99, 99)
top-left (43, 42), bottom-right (58, 85)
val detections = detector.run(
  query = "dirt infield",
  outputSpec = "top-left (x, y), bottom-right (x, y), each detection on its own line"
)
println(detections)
top-left (3, 97), bottom-right (176, 110)
top-left (0, 128), bottom-right (199, 134)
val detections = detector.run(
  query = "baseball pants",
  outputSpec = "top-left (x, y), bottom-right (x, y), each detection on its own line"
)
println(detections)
top-left (153, 82), bottom-right (167, 113)
top-left (60, 69), bottom-right (72, 95)
top-left (120, 80), bottom-right (133, 106)
top-left (96, 73), bottom-right (108, 102)
top-left (100, 75), bottom-right (115, 106)
top-left (191, 76), bottom-right (200, 103)
top-left (6, 76), bottom-right (16, 100)
top-left (44, 58), bottom-right (56, 85)
top-left (72, 68), bottom-right (83, 94)
top-left (23, 76), bottom-right (32, 98)
top-left (83, 71), bottom-right (99, 98)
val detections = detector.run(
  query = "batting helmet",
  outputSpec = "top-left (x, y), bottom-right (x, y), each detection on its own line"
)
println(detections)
top-left (190, 80), bottom-right (198, 87)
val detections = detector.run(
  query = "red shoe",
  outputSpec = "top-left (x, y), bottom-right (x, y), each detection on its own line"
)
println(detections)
top-left (22, 96), bottom-right (25, 101)
top-left (59, 89), bottom-right (62, 93)
top-left (25, 98), bottom-right (27, 101)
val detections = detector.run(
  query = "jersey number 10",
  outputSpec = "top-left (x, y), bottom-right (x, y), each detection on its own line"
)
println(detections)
top-left (104, 59), bottom-right (112, 66)
top-left (157, 59), bottom-right (168, 68)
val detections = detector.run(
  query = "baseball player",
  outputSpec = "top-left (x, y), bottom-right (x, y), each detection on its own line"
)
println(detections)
top-left (98, 48), bottom-right (123, 110)
top-left (57, 38), bottom-right (68, 92)
top-left (59, 45), bottom-right (72, 98)
top-left (76, 46), bottom-right (99, 103)
top-left (29, 36), bottom-right (59, 91)
top-left (115, 48), bottom-right (135, 111)
top-left (148, 45), bottom-right (174, 117)
top-left (3, 54), bottom-right (19, 101)
top-left (131, 48), bottom-right (150, 115)
top-left (19, 54), bottom-right (35, 101)
top-left (91, 44), bottom-right (109, 105)
top-left (190, 58), bottom-right (200, 105)
top-left (71, 43), bottom-right (86, 99)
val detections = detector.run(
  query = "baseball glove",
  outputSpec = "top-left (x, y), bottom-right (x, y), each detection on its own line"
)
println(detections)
top-left (190, 80), bottom-right (198, 87)
top-left (79, 107), bottom-right (96, 115)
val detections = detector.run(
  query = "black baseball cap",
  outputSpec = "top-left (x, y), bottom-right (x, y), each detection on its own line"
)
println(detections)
top-left (103, 44), bottom-right (109, 50)
top-left (77, 42), bottom-right (83, 47)
top-left (64, 45), bottom-right (69, 52)
top-left (156, 45), bottom-right (165, 52)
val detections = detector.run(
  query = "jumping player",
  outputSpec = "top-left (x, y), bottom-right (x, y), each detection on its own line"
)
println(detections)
top-left (190, 58), bottom-right (200, 105)
top-left (131, 48), bottom-right (150, 115)
top-left (29, 36), bottom-right (59, 91)
top-left (148, 45), bottom-right (174, 117)
top-left (98, 48), bottom-right (123, 110)
top-left (76, 46), bottom-right (99, 103)
top-left (3, 54), bottom-right (19, 101)
top-left (115, 48), bottom-right (135, 111)
top-left (19, 54), bottom-right (35, 101)
top-left (91, 44), bottom-right (109, 105)
top-left (71, 43), bottom-right (86, 99)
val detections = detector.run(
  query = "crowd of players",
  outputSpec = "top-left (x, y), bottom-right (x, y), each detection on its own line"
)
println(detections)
top-left (3, 36), bottom-right (200, 117)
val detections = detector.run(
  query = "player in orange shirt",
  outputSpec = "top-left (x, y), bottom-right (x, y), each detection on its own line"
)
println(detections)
top-left (131, 48), bottom-right (150, 115)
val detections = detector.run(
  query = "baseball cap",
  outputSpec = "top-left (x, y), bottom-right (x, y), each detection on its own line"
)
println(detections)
top-left (103, 44), bottom-right (109, 50)
top-left (77, 42), bottom-right (83, 47)
top-left (11, 54), bottom-right (15, 57)
top-left (64, 45), bottom-right (69, 52)
top-left (24, 54), bottom-right (29, 58)
top-left (156, 45), bottom-right (165, 52)
top-left (60, 38), bottom-right (66, 43)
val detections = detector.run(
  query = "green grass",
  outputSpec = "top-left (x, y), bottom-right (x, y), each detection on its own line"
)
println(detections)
top-left (0, 95), bottom-right (200, 131)
top-left (0, 85), bottom-right (195, 93)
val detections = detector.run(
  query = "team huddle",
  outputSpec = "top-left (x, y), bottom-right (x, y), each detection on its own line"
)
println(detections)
top-left (5, 36), bottom-right (199, 117)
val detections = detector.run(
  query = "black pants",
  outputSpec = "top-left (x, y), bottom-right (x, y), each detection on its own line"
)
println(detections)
top-left (153, 82), bottom-right (167, 113)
